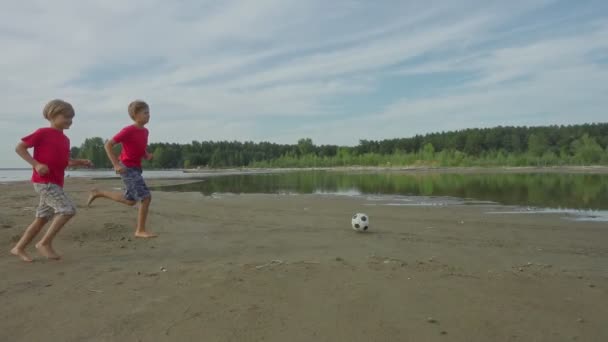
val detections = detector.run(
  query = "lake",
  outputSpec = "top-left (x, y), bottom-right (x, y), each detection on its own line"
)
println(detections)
top-left (153, 170), bottom-right (608, 212)
top-left (4, 168), bottom-right (608, 219)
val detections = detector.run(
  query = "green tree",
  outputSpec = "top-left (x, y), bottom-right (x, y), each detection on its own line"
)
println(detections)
top-left (78, 137), bottom-right (111, 168)
top-left (297, 138), bottom-right (315, 156)
top-left (464, 131), bottom-right (483, 156)
top-left (421, 143), bottom-right (435, 160)
top-left (571, 134), bottom-right (603, 164)
top-left (527, 133), bottom-right (549, 157)
top-left (153, 146), bottom-right (173, 168)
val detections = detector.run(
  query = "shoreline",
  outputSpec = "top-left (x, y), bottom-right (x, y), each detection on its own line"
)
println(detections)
top-left (163, 165), bottom-right (608, 175)
top-left (5, 165), bottom-right (608, 173)
top-left (2, 165), bottom-right (608, 188)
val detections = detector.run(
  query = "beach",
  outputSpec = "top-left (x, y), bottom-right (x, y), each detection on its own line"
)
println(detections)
top-left (1, 178), bottom-right (607, 342)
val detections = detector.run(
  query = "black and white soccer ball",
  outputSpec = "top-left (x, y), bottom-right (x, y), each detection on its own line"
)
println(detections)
top-left (351, 213), bottom-right (369, 232)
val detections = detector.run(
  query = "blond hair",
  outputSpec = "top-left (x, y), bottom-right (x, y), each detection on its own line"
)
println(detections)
top-left (128, 100), bottom-right (149, 119)
top-left (43, 99), bottom-right (74, 120)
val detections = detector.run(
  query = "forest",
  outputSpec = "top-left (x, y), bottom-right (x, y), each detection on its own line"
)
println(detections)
top-left (71, 123), bottom-right (608, 169)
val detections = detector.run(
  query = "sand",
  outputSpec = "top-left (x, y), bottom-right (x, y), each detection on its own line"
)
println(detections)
top-left (1, 178), bottom-right (607, 342)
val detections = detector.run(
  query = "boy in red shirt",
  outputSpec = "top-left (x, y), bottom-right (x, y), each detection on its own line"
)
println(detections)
top-left (11, 99), bottom-right (93, 262)
top-left (87, 100), bottom-right (156, 238)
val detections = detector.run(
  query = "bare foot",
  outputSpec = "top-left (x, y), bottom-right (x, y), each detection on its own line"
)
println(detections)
top-left (86, 189), bottom-right (99, 207)
top-left (135, 231), bottom-right (158, 238)
top-left (35, 243), bottom-right (61, 260)
top-left (10, 248), bottom-right (33, 262)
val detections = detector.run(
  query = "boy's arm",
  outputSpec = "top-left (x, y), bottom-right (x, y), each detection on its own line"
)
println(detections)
top-left (68, 159), bottom-right (94, 168)
top-left (104, 139), bottom-right (125, 173)
top-left (15, 141), bottom-right (49, 175)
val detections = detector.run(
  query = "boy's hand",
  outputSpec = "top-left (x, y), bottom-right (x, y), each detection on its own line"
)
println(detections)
top-left (114, 164), bottom-right (126, 174)
top-left (34, 163), bottom-right (49, 176)
top-left (69, 159), bottom-right (94, 168)
top-left (144, 153), bottom-right (154, 161)
top-left (81, 159), bottom-right (94, 168)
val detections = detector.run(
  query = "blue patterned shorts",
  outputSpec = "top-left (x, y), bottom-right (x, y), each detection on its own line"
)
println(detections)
top-left (120, 165), bottom-right (151, 202)
top-left (33, 183), bottom-right (76, 218)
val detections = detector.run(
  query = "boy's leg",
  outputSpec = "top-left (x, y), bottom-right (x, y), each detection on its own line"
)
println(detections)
top-left (87, 189), bottom-right (136, 207)
top-left (33, 183), bottom-right (76, 260)
top-left (10, 217), bottom-right (49, 262)
top-left (36, 214), bottom-right (73, 260)
top-left (119, 167), bottom-right (156, 238)
top-left (135, 196), bottom-right (156, 238)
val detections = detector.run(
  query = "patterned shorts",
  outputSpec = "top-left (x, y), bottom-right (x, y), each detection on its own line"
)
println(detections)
top-left (33, 183), bottom-right (76, 218)
top-left (120, 166), bottom-right (151, 202)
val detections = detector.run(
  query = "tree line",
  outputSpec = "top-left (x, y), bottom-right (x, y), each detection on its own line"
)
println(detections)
top-left (70, 123), bottom-right (608, 169)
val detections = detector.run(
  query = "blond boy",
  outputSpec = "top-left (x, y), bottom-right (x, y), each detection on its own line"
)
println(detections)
top-left (11, 99), bottom-right (93, 262)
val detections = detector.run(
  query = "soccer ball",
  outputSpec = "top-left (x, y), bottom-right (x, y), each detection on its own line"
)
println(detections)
top-left (351, 213), bottom-right (370, 232)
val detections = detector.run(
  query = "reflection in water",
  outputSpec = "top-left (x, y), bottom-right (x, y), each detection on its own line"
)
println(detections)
top-left (153, 171), bottom-right (608, 211)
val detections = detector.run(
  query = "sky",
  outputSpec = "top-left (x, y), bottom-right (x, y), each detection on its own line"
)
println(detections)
top-left (1, 0), bottom-right (608, 167)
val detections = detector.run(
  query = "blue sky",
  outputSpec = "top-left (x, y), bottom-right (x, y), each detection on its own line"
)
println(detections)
top-left (1, 0), bottom-right (607, 167)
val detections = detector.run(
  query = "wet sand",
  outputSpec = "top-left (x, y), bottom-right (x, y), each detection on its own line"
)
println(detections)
top-left (1, 178), bottom-right (607, 342)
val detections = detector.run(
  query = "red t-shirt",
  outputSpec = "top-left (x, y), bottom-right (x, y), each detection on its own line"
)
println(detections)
top-left (21, 128), bottom-right (70, 187)
top-left (112, 125), bottom-right (149, 168)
